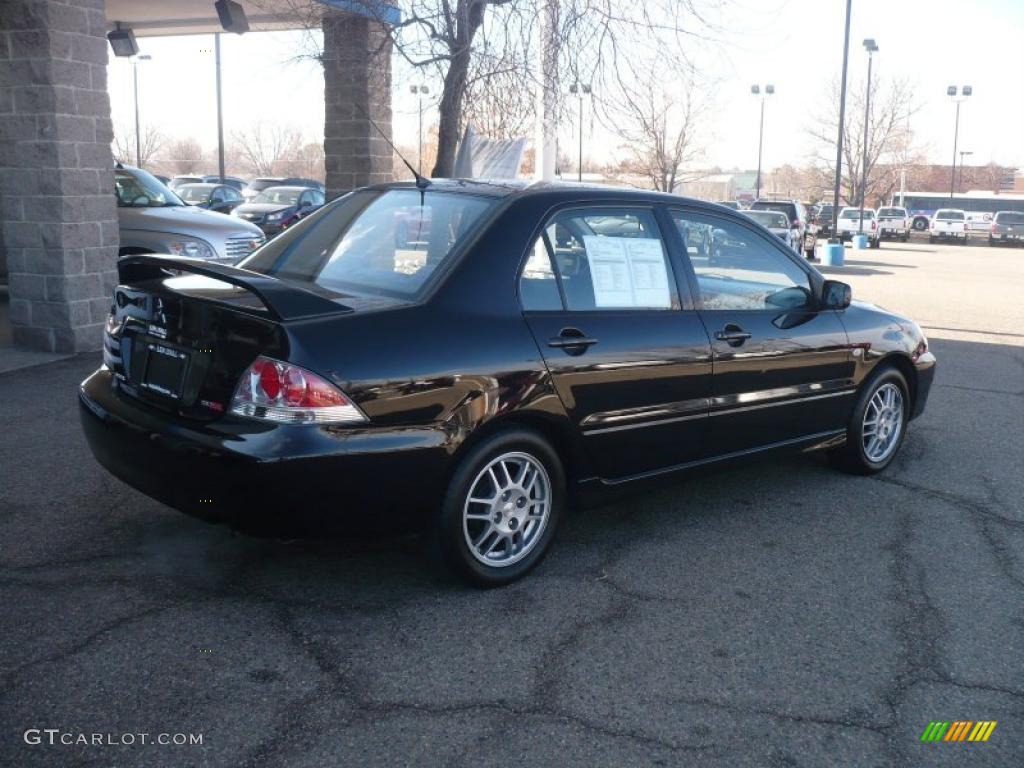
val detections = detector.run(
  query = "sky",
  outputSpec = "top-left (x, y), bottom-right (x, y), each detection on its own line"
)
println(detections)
top-left (107, 0), bottom-right (1024, 175)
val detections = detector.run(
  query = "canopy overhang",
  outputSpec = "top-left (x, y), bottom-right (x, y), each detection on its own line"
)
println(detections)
top-left (105, 0), bottom-right (400, 37)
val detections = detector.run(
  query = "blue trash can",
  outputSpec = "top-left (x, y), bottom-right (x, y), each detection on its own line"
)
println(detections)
top-left (822, 242), bottom-right (844, 266)
top-left (853, 234), bottom-right (869, 250)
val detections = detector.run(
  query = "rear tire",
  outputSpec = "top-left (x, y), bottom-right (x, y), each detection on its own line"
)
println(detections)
top-left (828, 367), bottom-right (910, 475)
top-left (435, 429), bottom-right (565, 587)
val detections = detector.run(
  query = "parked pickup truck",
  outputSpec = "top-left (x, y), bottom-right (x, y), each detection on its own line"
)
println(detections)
top-left (929, 209), bottom-right (968, 243)
top-left (877, 206), bottom-right (911, 241)
top-left (836, 207), bottom-right (880, 248)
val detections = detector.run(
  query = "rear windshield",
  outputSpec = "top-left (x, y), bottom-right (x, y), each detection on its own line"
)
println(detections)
top-left (878, 207), bottom-right (905, 217)
top-left (248, 179), bottom-right (282, 192)
top-left (995, 212), bottom-right (1024, 224)
top-left (176, 185), bottom-right (215, 202)
top-left (744, 210), bottom-right (788, 229)
top-left (935, 210), bottom-right (965, 221)
top-left (840, 208), bottom-right (874, 219)
top-left (752, 202), bottom-right (796, 218)
top-left (238, 189), bottom-right (497, 299)
top-left (253, 188), bottom-right (301, 205)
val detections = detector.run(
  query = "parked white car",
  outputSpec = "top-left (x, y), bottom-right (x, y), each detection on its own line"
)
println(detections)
top-left (877, 206), bottom-right (911, 242)
top-left (836, 207), bottom-right (880, 248)
top-left (929, 209), bottom-right (968, 243)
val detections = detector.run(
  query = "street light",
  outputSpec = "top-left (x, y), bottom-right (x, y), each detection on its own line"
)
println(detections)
top-left (829, 0), bottom-right (853, 246)
top-left (132, 53), bottom-right (152, 168)
top-left (750, 83), bottom-right (774, 200)
top-left (858, 38), bottom-right (878, 234)
top-left (410, 84), bottom-right (430, 175)
top-left (948, 85), bottom-right (972, 199)
top-left (958, 150), bottom-right (973, 192)
top-left (568, 82), bottom-right (592, 182)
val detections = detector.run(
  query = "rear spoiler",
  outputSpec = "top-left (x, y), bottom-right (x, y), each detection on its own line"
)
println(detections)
top-left (118, 255), bottom-right (349, 322)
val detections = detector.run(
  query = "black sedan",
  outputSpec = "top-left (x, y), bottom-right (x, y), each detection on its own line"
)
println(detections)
top-left (175, 182), bottom-right (245, 215)
top-left (231, 185), bottom-right (325, 236)
top-left (80, 181), bottom-right (935, 586)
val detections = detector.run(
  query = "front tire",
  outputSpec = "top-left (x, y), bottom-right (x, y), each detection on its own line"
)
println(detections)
top-left (436, 429), bottom-right (565, 587)
top-left (828, 367), bottom-right (910, 475)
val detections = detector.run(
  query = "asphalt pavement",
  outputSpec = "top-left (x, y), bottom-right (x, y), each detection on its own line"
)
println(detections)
top-left (1, 239), bottom-right (1022, 767)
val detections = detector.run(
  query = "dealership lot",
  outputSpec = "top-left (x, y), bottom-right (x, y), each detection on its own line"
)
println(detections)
top-left (1, 240), bottom-right (1022, 766)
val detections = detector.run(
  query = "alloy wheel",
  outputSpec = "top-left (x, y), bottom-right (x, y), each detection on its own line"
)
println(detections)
top-left (462, 451), bottom-right (551, 567)
top-left (862, 382), bottom-right (904, 463)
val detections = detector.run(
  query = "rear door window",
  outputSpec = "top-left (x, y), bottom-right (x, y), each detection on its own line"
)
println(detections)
top-left (540, 208), bottom-right (678, 311)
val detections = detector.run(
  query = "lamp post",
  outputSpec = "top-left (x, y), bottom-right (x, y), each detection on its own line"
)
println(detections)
top-left (750, 84), bottom-right (774, 200)
top-left (410, 84), bottom-right (429, 175)
top-left (858, 39), bottom-right (878, 234)
top-left (948, 85), bottom-right (972, 199)
top-left (568, 82), bottom-right (592, 182)
top-left (829, 0), bottom-right (853, 244)
top-left (958, 150), bottom-right (973, 192)
top-left (132, 53), bottom-right (152, 168)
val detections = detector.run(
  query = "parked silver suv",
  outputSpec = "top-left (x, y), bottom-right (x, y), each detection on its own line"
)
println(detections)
top-left (115, 166), bottom-right (264, 263)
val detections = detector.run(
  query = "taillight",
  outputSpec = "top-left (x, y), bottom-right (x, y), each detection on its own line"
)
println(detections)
top-left (871, 220), bottom-right (877, 230)
top-left (791, 218), bottom-right (800, 229)
top-left (230, 356), bottom-right (367, 425)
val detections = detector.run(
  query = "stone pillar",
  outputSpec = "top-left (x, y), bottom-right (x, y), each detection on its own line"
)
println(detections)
top-left (0, 0), bottom-right (118, 353)
top-left (322, 12), bottom-right (393, 200)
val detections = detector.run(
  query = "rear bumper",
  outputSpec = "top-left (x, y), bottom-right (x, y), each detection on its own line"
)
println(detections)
top-left (911, 352), bottom-right (936, 420)
top-left (79, 368), bottom-right (452, 534)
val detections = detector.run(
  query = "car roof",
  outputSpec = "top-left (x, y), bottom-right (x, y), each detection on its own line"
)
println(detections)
top-left (257, 185), bottom-right (309, 193)
top-left (361, 178), bottom-right (733, 212)
top-left (178, 182), bottom-right (220, 190)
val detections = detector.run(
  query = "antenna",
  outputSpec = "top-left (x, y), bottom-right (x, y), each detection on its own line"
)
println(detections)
top-left (351, 99), bottom-right (431, 190)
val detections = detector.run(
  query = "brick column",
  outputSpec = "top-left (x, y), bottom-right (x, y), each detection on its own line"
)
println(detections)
top-left (0, 0), bottom-right (117, 353)
top-left (322, 12), bottom-right (393, 200)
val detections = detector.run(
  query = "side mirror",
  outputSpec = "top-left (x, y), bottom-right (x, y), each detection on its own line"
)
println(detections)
top-left (300, 199), bottom-right (312, 208)
top-left (821, 279), bottom-right (852, 310)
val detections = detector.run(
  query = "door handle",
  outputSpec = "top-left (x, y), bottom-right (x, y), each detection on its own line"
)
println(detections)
top-left (714, 324), bottom-right (752, 347)
top-left (548, 328), bottom-right (598, 352)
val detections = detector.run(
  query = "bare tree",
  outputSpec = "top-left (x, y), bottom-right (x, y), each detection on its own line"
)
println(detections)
top-left (609, 66), bottom-right (706, 192)
top-left (113, 123), bottom-right (164, 168)
top-left (264, 1), bottom-right (725, 178)
top-left (164, 137), bottom-right (206, 175)
top-left (279, 141), bottom-right (326, 181)
top-left (807, 76), bottom-right (921, 206)
top-left (231, 123), bottom-right (303, 177)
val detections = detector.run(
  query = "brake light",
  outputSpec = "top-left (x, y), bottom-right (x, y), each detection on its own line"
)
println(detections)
top-left (871, 220), bottom-right (877, 230)
top-left (231, 356), bottom-right (367, 425)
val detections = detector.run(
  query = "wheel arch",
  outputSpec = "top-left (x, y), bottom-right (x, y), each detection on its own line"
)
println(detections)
top-left (873, 353), bottom-right (918, 412)
top-left (447, 410), bottom-right (589, 493)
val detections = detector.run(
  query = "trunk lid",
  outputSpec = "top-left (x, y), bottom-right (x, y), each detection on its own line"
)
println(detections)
top-left (105, 255), bottom-right (351, 421)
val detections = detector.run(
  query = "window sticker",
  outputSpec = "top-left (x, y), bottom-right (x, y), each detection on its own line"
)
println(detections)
top-left (583, 236), bottom-right (670, 308)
